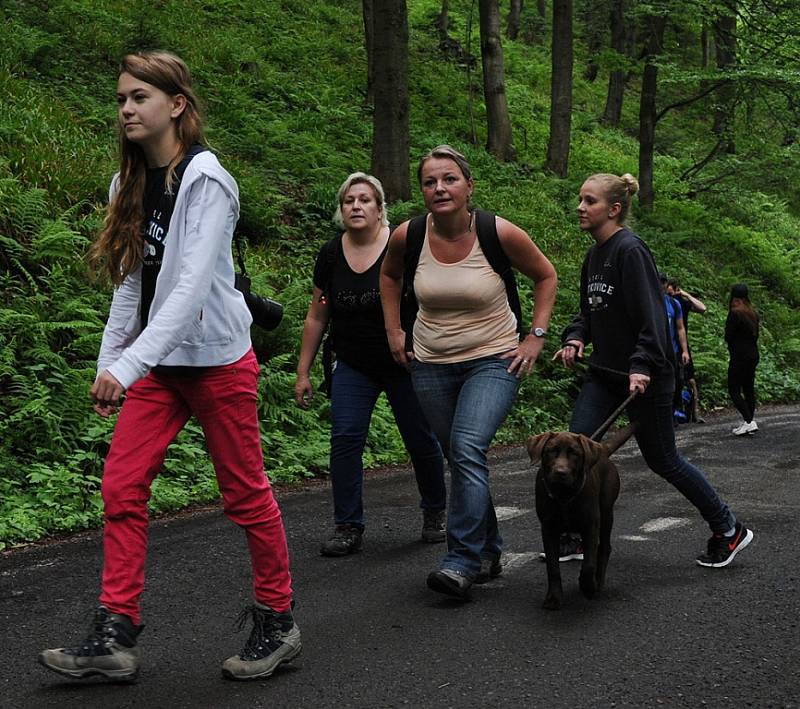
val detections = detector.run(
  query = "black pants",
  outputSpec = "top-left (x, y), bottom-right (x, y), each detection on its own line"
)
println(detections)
top-left (727, 356), bottom-right (758, 423)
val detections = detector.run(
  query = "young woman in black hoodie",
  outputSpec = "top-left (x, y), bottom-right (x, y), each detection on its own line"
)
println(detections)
top-left (554, 173), bottom-right (753, 568)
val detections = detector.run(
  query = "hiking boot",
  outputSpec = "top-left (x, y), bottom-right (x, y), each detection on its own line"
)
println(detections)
top-left (421, 509), bottom-right (446, 543)
top-left (426, 568), bottom-right (473, 600)
top-left (538, 534), bottom-right (584, 562)
top-left (475, 556), bottom-right (503, 584)
top-left (222, 603), bottom-right (302, 681)
top-left (38, 605), bottom-right (142, 682)
top-left (696, 522), bottom-right (754, 568)
top-left (320, 524), bottom-right (363, 557)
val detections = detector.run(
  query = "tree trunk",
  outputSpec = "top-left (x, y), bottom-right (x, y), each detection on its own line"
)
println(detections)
top-left (600, 0), bottom-right (626, 125)
top-left (700, 22), bottom-right (709, 69)
top-left (581, 0), bottom-right (605, 82)
top-left (363, 0), bottom-right (375, 104)
top-left (436, 0), bottom-right (450, 42)
top-left (480, 0), bottom-right (517, 161)
top-left (544, 0), bottom-right (573, 177)
top-left (537, 0), bottom-right (546, 18)
top-left (507, 0), bottom-right (523, 39)
top-left (371, 0), bottom-right (411, 201)
top-left (638, 14), bottom-right (666, 209)
top-left (713, 2), bottom-right (737, 154)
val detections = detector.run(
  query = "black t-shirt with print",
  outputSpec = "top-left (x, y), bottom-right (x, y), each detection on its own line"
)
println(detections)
top-left (140, 166), bottom-right (175, 330)
top-left (312, 236), bottom-right (399, 377)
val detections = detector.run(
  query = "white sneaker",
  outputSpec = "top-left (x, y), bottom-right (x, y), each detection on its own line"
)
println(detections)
top-left (732, 422), bottom-right (750, 436)
top-left (747, 420), bottom-right (758, 433)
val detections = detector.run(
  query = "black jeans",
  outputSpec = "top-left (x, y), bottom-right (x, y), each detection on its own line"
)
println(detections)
top-left (728, 356), bottom-right (759, 423)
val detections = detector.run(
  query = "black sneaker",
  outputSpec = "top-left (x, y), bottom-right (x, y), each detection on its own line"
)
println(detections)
top-left (426, 568), bottom-right (473, 600)
top-left (38, 605), bottom-right (142, 682)
top-left (222, 603), bottom-right (302, 681)
top-left (538, 534), bottom-right (584, 562)
top-left (320, 524), bottom-right (363, 557)
top-left (474, 556), bottom-right (503, 584)
top-left (696, 522), bottom-right (754, 568)
top-left (421, 509), bottom-right (446, 543)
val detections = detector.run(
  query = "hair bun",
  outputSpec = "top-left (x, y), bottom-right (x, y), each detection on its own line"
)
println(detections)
top-left (620, 173), bottom-right (639, 196)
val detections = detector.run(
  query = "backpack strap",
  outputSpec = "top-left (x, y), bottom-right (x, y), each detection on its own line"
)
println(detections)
top-left (400, 214), bottom-right (427, 350)
top-left (474, 210), bottom-right (524, 337)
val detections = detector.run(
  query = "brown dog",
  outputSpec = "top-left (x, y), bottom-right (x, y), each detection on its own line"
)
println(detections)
top-left (527, 424), bottom-right (636, 610)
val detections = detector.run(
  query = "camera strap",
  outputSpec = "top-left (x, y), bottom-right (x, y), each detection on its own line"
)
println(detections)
top-left (233, 233), bottom-right (251, 291)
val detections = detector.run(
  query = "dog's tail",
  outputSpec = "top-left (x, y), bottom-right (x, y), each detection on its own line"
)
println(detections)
top-left (602, 422), bottom-right (638, 456)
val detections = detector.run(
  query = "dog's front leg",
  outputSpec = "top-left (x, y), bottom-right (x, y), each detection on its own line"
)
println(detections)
top-left (579, 517), bottom-right (600, 599)
top-left (541, 525), bottom-right (564, 610)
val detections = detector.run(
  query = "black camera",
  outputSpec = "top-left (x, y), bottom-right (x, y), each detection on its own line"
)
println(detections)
top-left (235, 273), bottom-right (283, 331)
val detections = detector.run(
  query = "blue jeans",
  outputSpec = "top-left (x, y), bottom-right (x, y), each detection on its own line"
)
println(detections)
top-left (571, 376), bottom-right (736, 534)
top-left (330, 359), bottom-right (445, 528)
top-left (411, 356), bottom-right (520, 578)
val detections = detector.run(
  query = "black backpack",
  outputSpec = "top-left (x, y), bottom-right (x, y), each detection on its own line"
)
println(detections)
top-left (400, 209), bottom-right (524, 350)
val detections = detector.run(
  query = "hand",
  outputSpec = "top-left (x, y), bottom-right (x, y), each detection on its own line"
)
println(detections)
top-left (552, 340), bottom-right (584, 368)
top-left (386, 328), bottom-right (414, 369)
top-left (295, 374), bottom-right (313, 408)
top-left (90, 370), bottom-right (125, 417)
top-left (502, 335), bottom-right (544, 379)
top-left (681, 351), bottom-right (690, 366)
top-left (629, 372), bottom-right (650, 394)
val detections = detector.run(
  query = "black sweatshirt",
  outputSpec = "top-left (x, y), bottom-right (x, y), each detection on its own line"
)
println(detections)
top-left (562, 227), bottom-right (674, 393)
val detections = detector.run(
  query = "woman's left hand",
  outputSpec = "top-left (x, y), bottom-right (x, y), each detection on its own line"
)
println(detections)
top-left (90, 370), bottom-right (125, 417)
top-left (502, 334), bottom-right (545, 379)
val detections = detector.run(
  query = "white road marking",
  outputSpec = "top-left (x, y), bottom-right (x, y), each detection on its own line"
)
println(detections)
top-left (640, 517), bottom-right (691, 533)
top-left (494, 506), bottom-right (531, 521)
top-left (502, 551), bottom-right (539, 570)
top-left (619, 535), bottom-right (652, 542)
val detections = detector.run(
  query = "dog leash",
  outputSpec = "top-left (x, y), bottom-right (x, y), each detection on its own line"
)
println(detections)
top-left (588, 391), bottom-right (638, 441)
top-left (570, 358), bottom-right (638, 442)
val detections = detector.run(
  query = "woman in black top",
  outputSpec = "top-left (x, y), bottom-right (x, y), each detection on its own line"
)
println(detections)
top-left (295, 173), bottom-right (446, 556)
top-left (725, 283), bottom-right (760, 436)
top-left (554, 172), bottom-right (753, 568)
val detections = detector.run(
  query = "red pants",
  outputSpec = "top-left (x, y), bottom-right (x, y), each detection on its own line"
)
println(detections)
top-left (99, 348), bottom-right (292, 624)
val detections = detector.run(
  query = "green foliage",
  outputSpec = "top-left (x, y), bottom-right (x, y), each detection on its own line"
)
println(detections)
top-left (1, 0), bottom-right (799, 546)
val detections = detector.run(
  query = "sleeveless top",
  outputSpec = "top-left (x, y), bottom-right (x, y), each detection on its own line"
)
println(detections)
top-left (413, 230), bottom-right (518, 363)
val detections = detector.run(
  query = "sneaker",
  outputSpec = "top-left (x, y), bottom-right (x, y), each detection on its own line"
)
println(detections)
top-left (38, 605), bottom-right (142, 682)
top-left (222, 603), bottom-right (302, 681)
top-left (421, 509), bottom-right (446, 543)
top-left (732, 422), bottom-right (750, 436)
top-left (320, 524), bottom-right (363, 557)
top-left (474, 556), bottom-right (503, 584)
top-left (747, 420), bottom-right (758, 433)
top-left (538, 534), bottom-right (584, 562)
top-left (696, 521), bottom-right (754, 568)
top-left (426, 568), bottom-right (473, 599)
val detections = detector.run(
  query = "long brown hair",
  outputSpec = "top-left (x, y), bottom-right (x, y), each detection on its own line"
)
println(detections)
top-left (729, 284), bottom-right (759, 336)
top-left (89, 51), bottom-right (204, 284)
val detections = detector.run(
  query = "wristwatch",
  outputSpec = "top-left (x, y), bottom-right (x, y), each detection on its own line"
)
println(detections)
top-left (531, 327), bottom-right (547, 338)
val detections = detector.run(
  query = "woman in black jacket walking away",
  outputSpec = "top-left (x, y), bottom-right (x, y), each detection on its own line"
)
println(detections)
top-left (726, 283), bottom-right (760, 436)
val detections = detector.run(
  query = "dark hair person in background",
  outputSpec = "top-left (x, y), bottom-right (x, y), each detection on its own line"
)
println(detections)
top-left (554, 172), bottom-right (753, 569)
top-left (295, 172), bottom-right (446, 556)
top-left (726, 283), bottom-right (760, 436)
top-left (381, 145), bottom-right (557, 599)
top-left (38, 51), bottom-right (300, 683)
top-left (666, 277), bottom-right (707, 423)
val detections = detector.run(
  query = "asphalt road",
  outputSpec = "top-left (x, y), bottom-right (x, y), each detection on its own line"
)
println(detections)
top-left (2, 405), bottom-right (799, 709)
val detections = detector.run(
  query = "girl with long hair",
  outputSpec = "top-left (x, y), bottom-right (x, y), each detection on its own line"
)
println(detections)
top-left (39, 51), bottom-right (300, 683)
top-left (726, 283), bottom-right (760, 435)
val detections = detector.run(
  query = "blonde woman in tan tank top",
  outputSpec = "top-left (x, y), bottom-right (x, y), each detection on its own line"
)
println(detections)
top-left (380, 145), bottom-right (557, 599)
